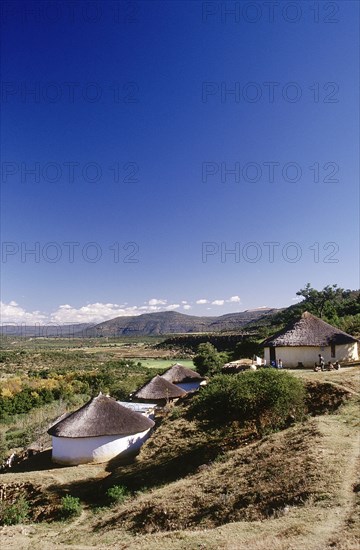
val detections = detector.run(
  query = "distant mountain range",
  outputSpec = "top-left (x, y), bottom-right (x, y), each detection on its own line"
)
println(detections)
top-left (0, 309), bottom-right (278, 338)
top-left (0, 323), bottom-right (93, 338)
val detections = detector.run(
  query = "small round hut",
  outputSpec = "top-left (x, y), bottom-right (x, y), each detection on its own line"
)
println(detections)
top-left (160, 363), bottom-right (205, 392)
top-left (132, 375), bottom-right (186, 405)
top-left (47, 394), bottom-right (154, 465)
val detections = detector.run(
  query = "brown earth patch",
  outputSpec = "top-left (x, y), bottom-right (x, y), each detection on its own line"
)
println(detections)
top-left (99, 421), bottom-right (325, 534)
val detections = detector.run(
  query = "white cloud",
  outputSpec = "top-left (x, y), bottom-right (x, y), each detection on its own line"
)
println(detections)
top-left (51, 300), bottom-right (181, 323)
top-left (1, 294), bottom-right (241, 327)
top-left (0, 301), bottom-right (47, 324)
top-left (148, 298), bottom-right (167, 306)
top-left (50, 303), bottom-right (140, 324)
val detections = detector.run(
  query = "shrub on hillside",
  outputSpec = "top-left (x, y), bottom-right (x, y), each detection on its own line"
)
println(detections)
top-left (59, 495), bottom-right (82, 520)
top-left (189, 370), bottom-right (306, 435)
top-left (0, 497), bottom-right (29, 525)
top-left (106, 485), bottom-right (129, 505)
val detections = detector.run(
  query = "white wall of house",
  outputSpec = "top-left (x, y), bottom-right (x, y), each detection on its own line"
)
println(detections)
top-left (51, 428), bottom-right (151, 465)
top-left (264, 342), bottom-right (358, 368)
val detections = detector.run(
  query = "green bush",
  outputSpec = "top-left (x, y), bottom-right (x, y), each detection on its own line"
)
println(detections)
top-left (189, 370), bottom-right (306, 435)
top-left (232, 338), bottom-right (262, 360)
top-left (193, 343), bottom-right (228, 377)
top-left (0, 497), bottom-right (29, 525)
top-left (60, 495), bottom-right (82, 519)
top-left (106, 485), bottom-right (129, 505)
top-left (169, 407), bottom-right (183, 420)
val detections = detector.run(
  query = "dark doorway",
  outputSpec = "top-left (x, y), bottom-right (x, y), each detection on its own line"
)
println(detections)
top-left (270, 347), bottom-right (276, 364)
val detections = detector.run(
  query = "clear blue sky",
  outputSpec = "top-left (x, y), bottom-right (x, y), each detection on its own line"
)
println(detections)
top-left (1, 0), bottom-right (359, 324)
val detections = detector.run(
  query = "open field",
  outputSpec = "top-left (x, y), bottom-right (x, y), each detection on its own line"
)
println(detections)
top-left (0, 349), bottom-right (190, 378)
top-left (138, 358), bottom-right (195, 369)
top-left (0, 338), bottom-right (191, 379)
top-left (0, 367), bottom-right (359, 549)
top-left (0, 336), bottom-right (167, 351)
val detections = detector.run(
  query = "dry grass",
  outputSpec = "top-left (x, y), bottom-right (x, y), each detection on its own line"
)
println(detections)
top-left (107, 414), bottom-right (258, 493)
top-left (98, 421), bottom-right (325, 533)
top-left (291, 366), bottom-right (360, 394)
top-left (0, 369), bottom-right (359, 550)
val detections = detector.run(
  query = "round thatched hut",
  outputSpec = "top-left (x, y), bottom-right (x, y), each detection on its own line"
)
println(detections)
top-left (47, 394), bottom-right (155, 465)
top-left (132, 375), bottom-right (186, 405)
top-left (160, 363), bottom-right (205, 392)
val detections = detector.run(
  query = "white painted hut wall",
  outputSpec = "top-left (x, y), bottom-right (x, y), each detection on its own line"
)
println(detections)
top-left (264, 343), bottom-right (358, 368)
top-left (176, 381), bottom-right (201, 392)
top-left (52, 428), bottom-right (151, 465)
top-left (337, 342), bottom-right (359, 361)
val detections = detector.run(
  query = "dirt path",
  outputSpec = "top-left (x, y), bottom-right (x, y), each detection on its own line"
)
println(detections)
top-left (306, 412), bottom-right (359, 549)
top-left (326, 380), bottom-right (360, 397)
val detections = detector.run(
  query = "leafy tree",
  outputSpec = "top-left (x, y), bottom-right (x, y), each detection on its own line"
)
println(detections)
top-left (336, 290), bottom-right (360, 317)
top-left (336, 314), bottom-right (360, 338)
top-left (193, 343), bottom-right (227, 377)
top-left (232, 338), bottom-right (261, 361)
top-left (296, 283), bottom-right (343, 318)
top-left (265, 285), bottom-right (360, 336)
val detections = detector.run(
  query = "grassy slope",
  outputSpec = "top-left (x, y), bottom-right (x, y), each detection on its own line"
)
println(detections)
top-left (0, 369), bottom-right (359, 549)
top-left (108, 422), bottom-right (323, 531)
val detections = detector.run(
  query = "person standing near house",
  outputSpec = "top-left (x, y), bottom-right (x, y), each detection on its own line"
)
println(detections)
top-left (277, 359), bottom-right (283, 369)
top-left (318, 354), bottom-right (325, 371)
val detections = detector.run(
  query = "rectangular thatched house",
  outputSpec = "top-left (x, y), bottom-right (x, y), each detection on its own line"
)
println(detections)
top-left (262, 312), bottom-right (359, 368)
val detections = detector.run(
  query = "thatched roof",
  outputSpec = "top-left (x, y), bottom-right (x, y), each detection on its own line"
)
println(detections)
top-left (48, 394), bottom-right (154, 438)
top-left (133, 375), bottom-right (187, 401)
top-left (160, 363), bottom-right (203, 383)
top-left (262, 312), bottom-right (358, 347)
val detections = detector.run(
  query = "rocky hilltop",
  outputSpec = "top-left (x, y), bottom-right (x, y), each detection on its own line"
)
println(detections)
top-left (83, 309), bottom-right (277, 337)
